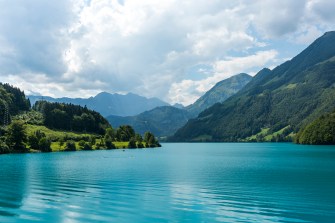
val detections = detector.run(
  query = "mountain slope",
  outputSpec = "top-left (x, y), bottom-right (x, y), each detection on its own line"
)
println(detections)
top-left (171, 31), bottom-right (335, 142)
top-left (296, 110), bottom-right (335, 145)
top-left (107, 73), bottom-right (252, 137)
top-left (186, 73), bottom-right (252, 116)
top-left (107, 106), bottom-right (191, 137)
top-left (28, 92), bottom-right (169, 117)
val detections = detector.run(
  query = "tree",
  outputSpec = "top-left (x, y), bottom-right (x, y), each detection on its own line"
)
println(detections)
top-left (89, 136), bottom-right (96, 146)
top-left (0, 137), bottom-right (10, 154)
top-left (135, 133), bottom-right (144, 148)
top-left (137, 141), bottom-right (144, 148)
top-left (27, 130), bottom-right (50, 151)
top-left (116, 125), bottom-right (135, 141)
top-left (128, 137), bottom-right (137, 148)
top-left (65, 140), bottom-right (76, 151)
top-left (6, 120), bottom-right (27, 152)
top-left (105, 127), bottom-right (115, 141)
top-left (59, 137), bottom-right (65, 150)
top-left (144, 132), bottom-right (152, 144)
top-left (28, 134), bottom-right (39, 149)
top-left (39, 137), bottom-right (51, 152)
top-left (105, 138), bottom-right (116, 149)
top-left (143, 131), bottom-right (161, 148)
top-left (135, 133), bottom-right (143, 143)
top-left (78, 140), bottom-right (92, 150)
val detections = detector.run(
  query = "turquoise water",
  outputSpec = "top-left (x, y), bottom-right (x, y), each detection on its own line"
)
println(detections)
top-left (0, 143), bottom-right (335, 222)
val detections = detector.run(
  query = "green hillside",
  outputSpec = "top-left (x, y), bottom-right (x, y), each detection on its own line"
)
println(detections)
top-left (186, 73), bottom-right (252, 116)
top-left (296, 110), bottom-right (335, 145)
top-left (171, 31), bottom-right (335, 142)
top-left (33, 100), bottom-right (111, 135)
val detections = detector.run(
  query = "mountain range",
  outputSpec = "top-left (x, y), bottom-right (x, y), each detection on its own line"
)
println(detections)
top-left (171, 31), bottom-right (335, 142)
top-left (28, 92), bottom-right (169, 117)
top-left (107, 73), bottom-right (252, 137)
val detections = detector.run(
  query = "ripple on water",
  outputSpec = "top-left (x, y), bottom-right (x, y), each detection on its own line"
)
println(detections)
top-left (0, 144), bottom-right (334, 222)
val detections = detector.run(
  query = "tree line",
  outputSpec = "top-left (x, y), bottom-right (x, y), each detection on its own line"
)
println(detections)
top-left (33, 101), bottom-right (110, 134)
top-left (0, 83), bottom-right (30, 125)
top-left (0, 120), bottom-right (160, 154)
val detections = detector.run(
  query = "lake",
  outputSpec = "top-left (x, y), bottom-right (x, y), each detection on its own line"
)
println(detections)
top-left (0, 143), bottom-right (335, 222)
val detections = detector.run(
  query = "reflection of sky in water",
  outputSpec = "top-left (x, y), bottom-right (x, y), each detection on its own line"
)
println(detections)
top-left (0, 143), bottom-right (334, 222)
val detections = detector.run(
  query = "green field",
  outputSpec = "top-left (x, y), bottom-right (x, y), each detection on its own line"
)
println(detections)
top-left (26, 124), bottom-right (133, 152)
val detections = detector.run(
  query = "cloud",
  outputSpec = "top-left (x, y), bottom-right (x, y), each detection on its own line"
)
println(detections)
top-left (251, 0), bottom-right (308, 38)
top-left (0, 0), bottom-right (334, 105)
top-left (0, 0), bottom-right (75, 75)
top-left (309, 0), bottom-right (335, 21)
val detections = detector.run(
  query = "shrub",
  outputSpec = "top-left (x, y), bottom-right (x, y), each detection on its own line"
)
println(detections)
top-left (65, 140), bottom-right (76, 151)
top-left (39, 137), bottom-right (52, 152)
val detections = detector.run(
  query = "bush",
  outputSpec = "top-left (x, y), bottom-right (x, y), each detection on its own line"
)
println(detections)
top-left (65, 140), bottom-right (76, 151)
top-left (128, 137), bottom-right (137, 148)
top-left (105, 138), bottom-right (116, 149)
top-left (0, 138), bottom-right (10, 154)
top-left (39, 137), bottom-right (52, 152)
top-left (137, 142), bottom-right (144, 148)
top-left (82, 142), bottom-right (92, 150)
top-left (28, 135), bottom-right (39, 149)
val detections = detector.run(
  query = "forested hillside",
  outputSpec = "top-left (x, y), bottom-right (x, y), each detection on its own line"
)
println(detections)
top-left (296, 110), bottom-right (335, 145)
top-left (171, 32), bottom-right (335, 142)
top-left (186, 73), bottom-right (252, 116)
top-left (33, 101), bottom-right (111, 135)
top-left (0, 83), bottom-right (30, 125)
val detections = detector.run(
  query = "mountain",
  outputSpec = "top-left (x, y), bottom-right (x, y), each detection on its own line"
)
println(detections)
top-left (107, 106), bottom-right (191, 137)
top-left (171, 31), bottom-right (335, 142)
top-left (107, 73), bottom-right (252, 137)
top-left (186, 73), bottom-right (252, 116)
top-left (173, 103), bottom-right (185, 109)
top-left (28, 92), bottom-right (169, 117)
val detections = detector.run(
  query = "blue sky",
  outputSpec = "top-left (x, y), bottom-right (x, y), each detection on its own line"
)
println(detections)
top-left (0, 0), bottom-right (335, 105)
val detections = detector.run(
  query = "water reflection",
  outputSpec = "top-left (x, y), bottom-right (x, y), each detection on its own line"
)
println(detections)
top-left (0, 154), bottom-right (28, 217)
top-left (0, 144), bottom-right (334, 222)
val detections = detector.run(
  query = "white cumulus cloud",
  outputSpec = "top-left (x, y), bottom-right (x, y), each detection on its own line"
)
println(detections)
top-left (0, 0), bottom-right (334, 105)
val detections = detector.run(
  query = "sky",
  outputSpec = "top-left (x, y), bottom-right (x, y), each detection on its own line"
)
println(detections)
top-left (0, 0), bottom-right (335, 105)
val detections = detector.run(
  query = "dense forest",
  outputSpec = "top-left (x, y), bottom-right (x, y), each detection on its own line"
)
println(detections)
top-left (0, 83), bottom-right (30, 125)
top-left (33, 101), bottom-right (111, 134)
top-left (295, 110), bottom-right (335, 145)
